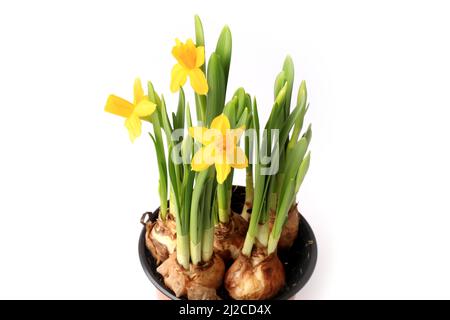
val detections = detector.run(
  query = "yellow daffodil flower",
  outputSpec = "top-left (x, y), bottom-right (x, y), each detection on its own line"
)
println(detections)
top-left (171, 39), bottom-right (208, 95)
top-left (189, 114), bottom-right (248, 184)
top-left (104, 78), bottom-right (156, 142)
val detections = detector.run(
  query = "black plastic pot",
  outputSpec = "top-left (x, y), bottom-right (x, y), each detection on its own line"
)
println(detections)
top-left (138, 186), bottom-right (317, 300)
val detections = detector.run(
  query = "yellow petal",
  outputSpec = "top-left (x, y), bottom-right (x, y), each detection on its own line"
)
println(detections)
top-left (170, 63), bottom-right (188, 93)
top-left (188, 127), bottom-right (216, 145)
top-left (195, 46), bottom-right (205, 68)
top-left (215, 162), bottom-right (231, 184)
top-left (188, 68), bottom-right (208, 95)
top-left (172, 39), bottom-right (196, 69)
top-left (229, 126), bottom-right (245, 140)
top-left (191, 144), bottom-right (216, 171)
top-left (134, 100), bottom-right (156, 118)
top-left (184, 39), bottom-right (197, 68)
top-left (186, 38), bottom-right (195, 47)
top-left (124, 114), bottom-right (142, 143)
top-left (105, 95), bottom-right (134, 118)
top-left (225, 126), bottom-right (245, 149)
top-left (171, 39), bottom-right (186, 67)
top-left (134, 78), bottom-right (145, 105)
top-left (210, 114), bottom-right (230, 136)
top-left (227, 147), bottom-right (248, 169)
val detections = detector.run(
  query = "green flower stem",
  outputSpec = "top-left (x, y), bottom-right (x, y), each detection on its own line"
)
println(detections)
top-left (176, 233), bottom-right (190, 270)
top-left (190, 170), bottom-right (209, 265)
top-left (242, 100), bottom-right (264, 257)
top-left (217, 182), bottom-right (229, 224)
top-left (201, 175), bottom-right (215, 262)
top-left (266, 173), bottom-right (278, 219)
top-left (241, 171), bottom-right (254, 220)
top-left (241, 122), bottom-right (254, 220)
top-left (268, 181), bottom-right (295, 255)
top-left (169, 187), bottom-right (178, 217)
top-left (268, 191), bottom-right (277, 216)
top-left (201, 226), bottom-right (214, 262)
top-left (267, 233), bottom-right (280, 255)
top-left (159, 180), bottom-right (168, 221)
top-left (242, 233), bottom-right (255, 256)
top-left (227, 185), bottom-right (232, 214)
top-left (256, 221), bottom-right (270, 247)
top-left (242, 176), bottom-right (267, 256)
top-left (148, 111), bottom-right (168, 221)
top-left (190, 241), bottom-right (202, 266)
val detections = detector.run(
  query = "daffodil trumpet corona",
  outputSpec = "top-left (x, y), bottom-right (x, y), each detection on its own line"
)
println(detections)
top-left (104, 15), bottom-right (313, 300)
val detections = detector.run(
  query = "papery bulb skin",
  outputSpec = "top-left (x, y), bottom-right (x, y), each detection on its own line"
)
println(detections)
top-left (145, 214), bottom-right (177, 264)
top-left (214, 212), bottom-right (248, 261)
top-left (224, 248), bottom-right (285, 300)
top-left (157, 252), bottom-right (225, 300)
top-left (277, 205), bottom-right (300, 250)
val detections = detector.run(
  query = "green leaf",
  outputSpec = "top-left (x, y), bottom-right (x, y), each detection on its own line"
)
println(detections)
top-left (215, 25), bottom-right (232, 88)
top-left (171, 112), bottom-right (177, 130)
top-left (247, 98), bottom-right (270, 237)
top-left (280, 138), bottom-right (308, 198)
top-left (265, 83), bottom-right (287, 133)
top-left (273, 139), bottom-right (308, 239)
top-left (288, 81), bottom-right (308, 148)
top-left (195, 94), bottom-right (206, 124)
top-left (181, 135), bottom-right (193, 170)
top-left (147, 81), bottom-right (162, 106)
top-left (194, 16), bottom-right (207, 123)
top-left (296, 80), bottom-right (307, 111)
top-left (183, 169), bottom-right (195, 235)
top-left (186, 102), bottom-right (193, 128)
top-left (147, 81), bottom-right (162, 123)
top-left (295, 151), bottom-right (311, 194)
top-left (160, 96), bottom-right (173, 144)
top-left (275, 82), bottom-right (288, 110)
top-left (236, 87), bottom-right (245, 106)
top-left (274, 71), bottom-right (286, 99)
top-left (282, 55), bottom-right (295, 118)
top-left (235, 88), bottom-right (246, 119)
top-left (194, 15), bottom-right (205, 73)
top-left (149, 115), bottom-right (168, 201)
top-left (279, 102), bottom-right (303, 148)
top-left (205, 53), bottom-right (226, 125)
top-left (182, 105), bottom-right (194, 167)
top-left (272, 177), bottom-right (296, 238)
top-left (167, 146), bottom-right (181, 215)
top-left (303, 123), bottom-right (312, 146)
top-left (223, 96), bottom-right (237, 126)
top-left (252, 97), bottom-right (260, 134)
top-left (236, 107), bottom-right (248, 129)
top-left (200, 177), bottom-right (215, 250)
top-left (190, 170), bottom-right (210, 244)
top-left (175, 88), bottom-right (185, 130)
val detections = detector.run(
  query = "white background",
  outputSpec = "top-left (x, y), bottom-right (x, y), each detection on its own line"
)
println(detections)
top-left (1, 0), bottom-right (450, 299)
